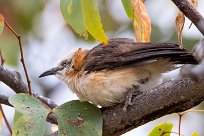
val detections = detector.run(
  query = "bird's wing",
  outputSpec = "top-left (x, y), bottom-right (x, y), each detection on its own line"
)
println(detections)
top-left (83, 38), bottom-right (197, 72)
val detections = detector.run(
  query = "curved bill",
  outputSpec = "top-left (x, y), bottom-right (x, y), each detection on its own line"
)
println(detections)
top-left (39, 67), bottom-right (63, 78)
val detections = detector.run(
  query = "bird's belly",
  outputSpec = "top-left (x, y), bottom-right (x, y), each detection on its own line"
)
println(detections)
top-left (72, 67), bottom-right (162, 107)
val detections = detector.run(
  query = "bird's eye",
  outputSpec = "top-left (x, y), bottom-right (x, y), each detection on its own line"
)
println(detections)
top-left (61, 61), bottom-right (68, 67)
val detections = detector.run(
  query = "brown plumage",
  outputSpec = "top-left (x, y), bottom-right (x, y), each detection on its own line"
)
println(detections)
top-left (84, 38), bottom-right (196, 72)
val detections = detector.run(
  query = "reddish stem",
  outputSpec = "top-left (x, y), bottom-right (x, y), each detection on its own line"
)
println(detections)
top-left (4, 20), bottom-right (32, 95)
top-left (0, 105), bottom-right (12, 135)
top-left (177, 113), bottom-right (183, 136)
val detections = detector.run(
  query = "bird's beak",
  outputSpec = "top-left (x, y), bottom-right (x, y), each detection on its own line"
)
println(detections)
top-left (39, 67), bottom-right (64, 78)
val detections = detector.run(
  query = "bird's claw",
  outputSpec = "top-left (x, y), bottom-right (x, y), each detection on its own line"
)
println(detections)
top-left (123, 90), bottom-right (135, 111)
top-left (123, 86), bottom-right (143, 111)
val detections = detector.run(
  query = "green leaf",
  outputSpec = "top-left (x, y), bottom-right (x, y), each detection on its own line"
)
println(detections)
top-left (0, 35), bottom-right (19, 66)
top-left (9, 93), bottom-right (51, 136)
top-left (148, 123), bottom-right (173, 136)
top-left (81, 0), bottom-right (108, 44)
top-left (60, 0), bottom-right (88, 39)
top-left (0, 13), bottom-right (4, 34)
top-left (54, 100), bottom-right (102, 136)
top-left (192, 132), bottom-right (199, 136)
top-left (60, 0), bottom-right (108, 43)
top-left (121, 0), bottom-right (134, 18)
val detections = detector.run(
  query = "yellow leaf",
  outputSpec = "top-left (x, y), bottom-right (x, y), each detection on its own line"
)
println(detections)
top-left (81, 0), bottom-right (108, 44)
top-left (131, 0), bottom-right (151, 42)
top-left (192, 132), bottom-right (199, 136)
top-left (175, 11), bottom-right (185, 48)
top-left (148, 123), bottom-right (173, 136)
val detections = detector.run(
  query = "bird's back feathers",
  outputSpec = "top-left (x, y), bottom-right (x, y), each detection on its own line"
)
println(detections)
top-left (83, 38), bottom-right (197, 72)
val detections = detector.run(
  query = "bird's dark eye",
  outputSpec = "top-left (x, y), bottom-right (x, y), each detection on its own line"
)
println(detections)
top-left (61, 60), bottom-right (69, 67)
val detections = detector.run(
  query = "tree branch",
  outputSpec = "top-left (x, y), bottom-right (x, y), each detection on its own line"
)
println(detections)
top-left (102, 75), bottom-right (204, 135)
top-left (171, 0), bottom-right (204, 35)
top-left (0, 94), bottom-right (11, 107)
top-left (0, 66), bottom-right (57, 109)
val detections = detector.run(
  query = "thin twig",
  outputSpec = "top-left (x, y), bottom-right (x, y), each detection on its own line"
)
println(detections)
top-left (0, 45), bottom-right (12, 135)
top-left (0, 66), bottom-right (58, 108)
top-left (177, 113), bottom-right (183, 136)
top-left (176, 109), bottom-right (204, 136)
top-left (180, 109), bottom-right (204, 115)
top-left (0, 105), bottom-right (12, 134)
top-left (4, 20), bottom-right (32, 95)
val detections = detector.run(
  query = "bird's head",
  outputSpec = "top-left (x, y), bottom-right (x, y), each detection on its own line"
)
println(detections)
top-left (39, 48), bottom-right (88, 80)
top-left (39, 52), bottom-right (74, 80)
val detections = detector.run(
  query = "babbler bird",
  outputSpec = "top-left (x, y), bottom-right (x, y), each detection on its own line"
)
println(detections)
top-left (39, 38), bottom-right (197, 110)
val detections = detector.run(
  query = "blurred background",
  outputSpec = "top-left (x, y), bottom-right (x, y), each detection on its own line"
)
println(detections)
top-left (0, 0), bottom-right (204, 135)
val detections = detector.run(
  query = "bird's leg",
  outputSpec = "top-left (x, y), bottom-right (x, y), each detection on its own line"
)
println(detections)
top-left (123, 77), bottom-right (149, 111)
top-left (123, 85), bottom-right (142, 111)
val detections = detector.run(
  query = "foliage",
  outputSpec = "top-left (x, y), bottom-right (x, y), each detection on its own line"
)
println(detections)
top-left (148, 123), bottom-right (173, 136)
top-left (60, 0), bottom-right (108, 44)
top-left (9, 94), bottom-right (50, 136)
top-left (54, 100), bottom-right (102, 136)
top-left (9, 94), bottom-right (102, 136)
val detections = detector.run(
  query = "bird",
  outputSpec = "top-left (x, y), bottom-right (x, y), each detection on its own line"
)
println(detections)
top-left (39, 38), bottom-right (197, 110)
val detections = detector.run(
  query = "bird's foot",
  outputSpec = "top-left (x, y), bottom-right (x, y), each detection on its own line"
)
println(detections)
top-left (123, 86), bottom-right (142, 111)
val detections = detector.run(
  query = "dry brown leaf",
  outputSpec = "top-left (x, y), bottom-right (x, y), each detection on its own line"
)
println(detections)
top-left (0, 50), bottom-right (4, 66)
top-left (176, 11), bottom-right (185, 48)
top-left (131, 0), bottom-right (151, 42)
top-left (188, 0), bottom-right (198, 28)
top-left (175, 0), bottom-right (198, 48)
top-left (0, 51), bottom-right (4, 66)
